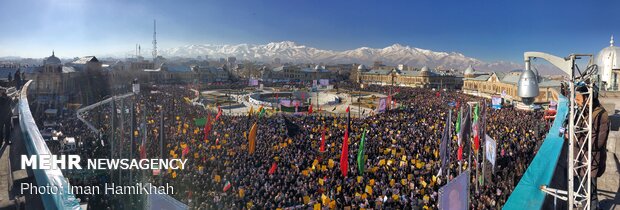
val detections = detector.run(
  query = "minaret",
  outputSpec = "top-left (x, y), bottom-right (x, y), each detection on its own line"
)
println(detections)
top-left (152, 19), bottom-right (158, 63)
top-left (611, 35), bottom-right (614, 47)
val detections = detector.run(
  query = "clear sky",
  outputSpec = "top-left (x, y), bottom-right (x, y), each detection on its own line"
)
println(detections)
top-left (1, 0), bottom-right (619, 62)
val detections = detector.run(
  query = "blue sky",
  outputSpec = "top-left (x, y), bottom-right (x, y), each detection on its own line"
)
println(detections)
top-left (0, 0), bottom-right (619, 62)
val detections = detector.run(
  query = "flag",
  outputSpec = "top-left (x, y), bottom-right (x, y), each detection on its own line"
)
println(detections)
top-left (194, 118), bottom-right (207, 127)
top-left (346, 106), bottom-right (351, 133)
top-left (204, 112), bottom-right (213, 140)
top-left (458, 107), bottom-right (471, 148)
top-left (182, 146), bottom-right (189, 159)
top-left (248, 122), bottom-right (258, 154)
top-left (215, 106), bottom-right (223, 121)
top-left (472, 103), bottom-right (480, 153)
top-left (357, 129), bottom-right (367, 175)
top-left (283, 116), bottom-right (300, 137)
top-left (456, 107), bottom-right (462, 145)
top-left (268, 162), bottom-right (277, 175)
top-left (340, 126), bottom-right (349, 177)
top-left (485, 135), bottom-right (496, 172)
top-left (320, 126), bottom-right (326, 152)
top-left (438, 171), bottom-right (469, 209)
top-left (440, 109), bottom-right (451, 174)
top-left (223, 181), bottom-right (232, 192)
top-left (258, 107), bottom-right (266, 118)
top-left (308, 104), bottom-right (313, 114)
top-left (248, 106), bottom-right (254, 117)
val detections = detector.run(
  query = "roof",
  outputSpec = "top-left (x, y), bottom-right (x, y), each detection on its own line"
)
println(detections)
top-left (44, 51), bottom-right (61, 65)
top-left (61, 66), bottom-right (77, 73)
top-left (363, 69), bottom-right (392, 75)
top-left (166, 65), bottom-right (192, 72)
top-left (500, 74), bottom-right (521, 84)
top-left (464, 74), bottom-right (490, 81)
top-left (72, 56), bottom-right (99, 64)
top-left (272, 66), bottom-right (285, 72)
top-left (493, 72), bottom-right (507, 80)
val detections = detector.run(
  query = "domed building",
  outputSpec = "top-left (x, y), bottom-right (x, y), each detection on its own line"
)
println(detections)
top-left (597, 36), bottom-right (620, 91)
top-left (464, 65), bottom-right (476, 78)
top-left (43, 51), bottom-right (62, 73)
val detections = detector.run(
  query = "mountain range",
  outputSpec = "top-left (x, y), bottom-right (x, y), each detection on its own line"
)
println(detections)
top-left (158, 41), bottom-right (562, 75)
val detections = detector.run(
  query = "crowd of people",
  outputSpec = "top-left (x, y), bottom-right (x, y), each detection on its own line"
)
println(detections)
top-left (54, 82), bottom-right (547, 209)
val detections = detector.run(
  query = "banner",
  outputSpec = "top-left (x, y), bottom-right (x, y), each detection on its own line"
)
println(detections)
top-left (485, 135), bottom-right (496, 169)
top-left (249, 79), bottom-right (259, 86)
top-left (378, 98), bottom-right (387, 112)
top-left (491, 96), bottom-right (502, 110)
top-left (145, 183), bottom-right (188, 210)
top-left (319, 79), bottom-right (329, 86)
top-left (313, 80), bottom-right (318, 88)
top-left (438, 171), bottom-right (469, 210)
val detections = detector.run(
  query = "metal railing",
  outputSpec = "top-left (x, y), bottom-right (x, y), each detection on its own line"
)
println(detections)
top-left (18, 80), bottom-right (81, 210)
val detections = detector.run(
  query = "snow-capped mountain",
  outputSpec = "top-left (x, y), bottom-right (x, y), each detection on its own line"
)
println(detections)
top-left (157, 41), bottom-right (561, 74)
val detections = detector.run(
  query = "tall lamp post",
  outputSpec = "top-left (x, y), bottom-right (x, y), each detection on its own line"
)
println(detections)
top-left (359, 83), bottom-right (364, 118)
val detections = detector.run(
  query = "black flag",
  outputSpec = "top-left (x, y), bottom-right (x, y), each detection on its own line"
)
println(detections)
top-left (283, 116), bottom-right (300, 137)
top-left (440, 109), bottom-right (451, 175)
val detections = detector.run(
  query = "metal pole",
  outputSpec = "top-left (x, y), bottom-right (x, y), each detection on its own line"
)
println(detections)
top-left (160, 104), bottom-right (164, 185)
top-left (130, 98), bottom-right (135, 185)
top-left (110, 97), bottom-right (115, 183)
top-left (119, 98), bottom-right (124, 184)
top-left (568, 80), bottom-right (575, 209)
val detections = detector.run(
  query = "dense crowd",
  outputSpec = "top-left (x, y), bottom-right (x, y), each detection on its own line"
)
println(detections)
top-left (52, 82), bottom-right (546, 209)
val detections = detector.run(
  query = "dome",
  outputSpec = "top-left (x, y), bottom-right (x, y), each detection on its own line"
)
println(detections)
top-left (464, 65), bottom-right (475, 76)
top-left (596, 36), bottom-right (620, 90)
top-left (420, 66), bottom-right (430, 72)
top-left (357, 64), bottom-right (367, 71)
top-left (44, 51), bottom-right (61, 65)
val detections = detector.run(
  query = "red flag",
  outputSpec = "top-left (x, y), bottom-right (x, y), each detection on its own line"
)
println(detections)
top-left (436, 92), bottom-right (440, 97)
top-left (474, 130), bottom-right (480, 153)
top-left (308, 104), bottom-right (313, 114)
top-left (215, 106), bottom-right (222, 121)
top-left (204, 112), bottom-right (212, 140)
top-left (320, 126), bottom-right (326, 152)
top-left (268, 162), bottom-right (277, 175)
top-left (182, 146), bottom-right (189, 158)
top-left (140, 145), bottom-right (146, 160)
top-left (340, 124), bottom-right (349, 177)
top-left (346, 106), bottom-right (350, 113)
top-left (457, 146), bottom-right (463, 161)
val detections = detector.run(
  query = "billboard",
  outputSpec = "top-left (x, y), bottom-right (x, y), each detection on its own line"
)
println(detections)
top-left (249, 79), bottom-right (259, 86)
top-left (378, 98), bottom-right (387, 112)
top-left (485, 134), bottom-right (496, 169)
top-left (319, 79), bottom-right (329, 86)
top-left (491, 96), bottom-right (502, 109)
top-left (438, 171), bottom-right (469, 210)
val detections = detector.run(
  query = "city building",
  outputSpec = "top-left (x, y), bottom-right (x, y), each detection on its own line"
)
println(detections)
top-left (461, 65), bottom-right (561, 108)
top-left (357, 65), bottom-right (463, 89)
top-left (261, 65), bottom-right (337, 82)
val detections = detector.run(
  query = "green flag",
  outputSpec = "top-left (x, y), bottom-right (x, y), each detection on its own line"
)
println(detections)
top-left (473, 103), bottom-right (479, 122)
top-left (455, 109), bottom-right (462, 133)
top-left (258, 108), bottom-right (266, 118)
top-left (357, 129), bottom-right (367, 175)
top-left (194, 118), bottom-right (207, 127)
